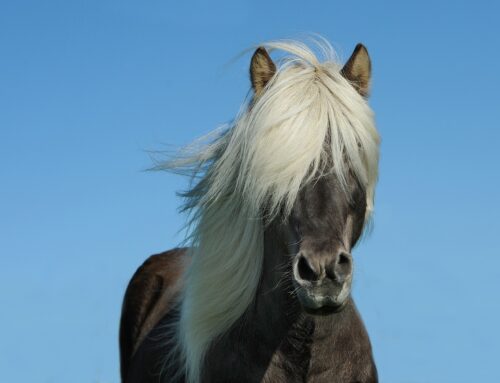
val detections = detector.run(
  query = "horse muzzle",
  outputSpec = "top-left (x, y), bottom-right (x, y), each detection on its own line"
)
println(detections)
top-left (292, 249), bottom-right (353, 312)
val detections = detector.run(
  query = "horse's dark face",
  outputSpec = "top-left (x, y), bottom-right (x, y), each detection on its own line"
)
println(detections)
top-left (286, 170), bottom-right (367, 313)
top-left (249, 43), bottom-right (373, 314)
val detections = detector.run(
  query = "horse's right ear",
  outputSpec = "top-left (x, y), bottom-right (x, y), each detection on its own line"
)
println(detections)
top-left (250, 47), bottom-right (276, 97)
top-left (341, 44), bottom-right (371, 97)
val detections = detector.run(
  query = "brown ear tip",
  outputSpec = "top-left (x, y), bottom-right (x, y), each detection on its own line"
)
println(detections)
top-left (354, 43), bottom-right (368, 53)
top-left (252, 47), bottom-right (270, 60)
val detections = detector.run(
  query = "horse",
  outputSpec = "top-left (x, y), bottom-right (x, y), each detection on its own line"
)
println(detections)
top-left (119, 39), bottom-right (380, 383)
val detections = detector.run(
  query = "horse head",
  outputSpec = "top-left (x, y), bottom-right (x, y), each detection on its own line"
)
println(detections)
top-left (250, 43), bottom-right (374, 314)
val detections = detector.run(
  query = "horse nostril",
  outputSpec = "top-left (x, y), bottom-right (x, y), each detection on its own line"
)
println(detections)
top-left (332, 252), bottom-right (352, 282)
top-left (338, 252), bottom-right (350, 265)
top-left (297, 255), bottom-right (319, 282)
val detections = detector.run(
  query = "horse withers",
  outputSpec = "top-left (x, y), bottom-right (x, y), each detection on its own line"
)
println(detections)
top-left (120, 39), bottom-right (380, 383)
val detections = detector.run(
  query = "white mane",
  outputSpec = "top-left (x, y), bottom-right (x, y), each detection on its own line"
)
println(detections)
top-left (158, 39), bottom-right (380, 382)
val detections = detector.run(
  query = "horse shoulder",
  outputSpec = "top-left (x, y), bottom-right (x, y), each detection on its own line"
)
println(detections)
top-left (119, 247), bottom-right (187, 381)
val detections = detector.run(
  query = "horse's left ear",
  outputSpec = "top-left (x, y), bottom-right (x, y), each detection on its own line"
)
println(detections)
top-left (341, 44), bottom-right (371, 97)
top-left (250, 47), bottom-right (276, 96)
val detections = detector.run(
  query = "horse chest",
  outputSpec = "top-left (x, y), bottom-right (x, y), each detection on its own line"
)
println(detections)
top-left (262, 313), bottom-right (377, 383)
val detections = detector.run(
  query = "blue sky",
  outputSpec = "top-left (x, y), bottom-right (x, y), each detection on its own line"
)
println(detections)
top-left (1, 1), bottom-right (499, 382)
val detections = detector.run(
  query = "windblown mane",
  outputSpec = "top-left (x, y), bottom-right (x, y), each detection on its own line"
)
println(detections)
top-left (157, 39), bottom-right (380, 382)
